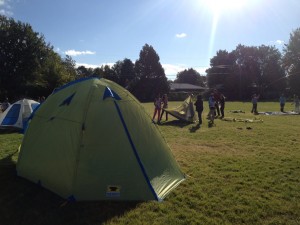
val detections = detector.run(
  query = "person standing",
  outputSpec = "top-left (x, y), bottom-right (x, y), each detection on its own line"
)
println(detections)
top-left (160, 94), bottom-right (168, 121)
top-left (251, 94), bottom-right (259, 114)
top-left (213, 89), bottom-right (221, 117)
top-left (219, 93), bottom-right (226, 118)
top-left (152, 94), bottom-right (162, 124)
top-left (279, 94), bottom-right (286, 112)
top-left (293, 95), bottom-right (300, 113)
top-left (208, 93), bottom-right (215, 124)
top-left (1, 98), bottom-right (10, 112)
top-left (194, 94), bottom-right (204, 126)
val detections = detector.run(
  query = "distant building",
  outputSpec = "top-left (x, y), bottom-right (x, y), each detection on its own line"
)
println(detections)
top-left (170, 83), bottom-right (206, 92)
top-left (169, 83), bottom-right (207, 100)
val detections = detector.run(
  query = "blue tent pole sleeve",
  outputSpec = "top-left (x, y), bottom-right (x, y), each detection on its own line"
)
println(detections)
top-left (113, 101), bottom-right (159, 201)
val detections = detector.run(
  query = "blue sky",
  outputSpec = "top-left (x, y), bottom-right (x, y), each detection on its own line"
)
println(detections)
top-left (1, 0), bottom-right (299, 80)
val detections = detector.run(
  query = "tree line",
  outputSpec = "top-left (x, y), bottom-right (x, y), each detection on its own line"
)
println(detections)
top-left (206, 37), bottom-right (300, 100)
top-left (1, 15), bottom-right (299, 102)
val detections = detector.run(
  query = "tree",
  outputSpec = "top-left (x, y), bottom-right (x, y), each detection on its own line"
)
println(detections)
top-left (131, 44), bottom-right (169, 101)
top-left (206, 50), bottom-right (237, 99)
top-left (76, 65), bottom-right (94, 78)
top-left (61, 55), bottom-right (77, 81)
top-left (256, 45), bottom-right (285, 98)
top-left (0, 15), bottom-right (76, 100)
top-left (282, 28), bottom-right (300, 97)
top-left (102, 65), bottom-right (117, 83)
top-left (174, 68), bottom-right (204, 86)
top-left (234, 45), bottom-right (285, 99)
top-left (0, 15), bottom-right (50, 99)
top-left (112, 58), bottom-right (135, 87)
top-left (206, 45), bottom-right (285, 100)
top-left (37, 51), bottom-right (76, 96)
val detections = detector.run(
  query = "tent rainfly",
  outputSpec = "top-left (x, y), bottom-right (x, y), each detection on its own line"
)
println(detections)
top-left (17, 77), bottom-right (185, 201)
top-left (164, 95), bottom-right (197, 123)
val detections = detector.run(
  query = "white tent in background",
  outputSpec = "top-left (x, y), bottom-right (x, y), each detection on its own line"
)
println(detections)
top-left (0, 98), bottom-right (40, 130)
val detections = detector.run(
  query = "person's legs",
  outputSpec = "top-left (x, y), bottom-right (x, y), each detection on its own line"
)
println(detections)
top-left (152, 108), bottom-right (158, 121)
top-left (198, 111), bottom-right (202, 125)
top-left (157, 109), bottom-right (161, 123)
top-left (220, 104), bottom-right (225, 118)
top-left (160, 110), bottom-right (164, 121)
top-left (215, 103), bottom-right (220, 116)
top-left (209, 107), bottom-right (215, 122)
top-left (253, 104), bottom-right (258, 114)
top-left (280, 103), bottom-right (284, 112)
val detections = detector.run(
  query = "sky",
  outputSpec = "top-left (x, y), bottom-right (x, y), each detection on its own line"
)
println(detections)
top-left (1, 0), bottom-right (300, 80)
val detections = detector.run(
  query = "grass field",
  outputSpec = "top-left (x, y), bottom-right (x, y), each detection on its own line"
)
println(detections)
top-left (0, 101), bottom-right (300, 225)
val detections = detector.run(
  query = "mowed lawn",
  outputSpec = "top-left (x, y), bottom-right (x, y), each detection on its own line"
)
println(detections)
top-left (0, 101), bottom-right (299, 225)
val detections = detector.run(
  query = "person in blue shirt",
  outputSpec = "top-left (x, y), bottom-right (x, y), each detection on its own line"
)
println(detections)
top-left (279, 94), bottom-right (286, 112)
top-left (251, 94), bottom-right (259, 114)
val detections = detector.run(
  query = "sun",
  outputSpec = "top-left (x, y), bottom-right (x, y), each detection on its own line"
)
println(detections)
top-left (203, 0), bottom-right (247, 14)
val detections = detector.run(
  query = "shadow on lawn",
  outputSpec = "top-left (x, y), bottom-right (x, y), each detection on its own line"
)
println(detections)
top-left (158, 120), bottom-right (191, 128)
top-left (0, 154), bottom-right (141, 225)
top-left (0, 128), bottom-right (21, 134)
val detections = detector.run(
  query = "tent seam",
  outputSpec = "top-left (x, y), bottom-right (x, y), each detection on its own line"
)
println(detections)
top-left (113, 101), bottom-right (159, 201)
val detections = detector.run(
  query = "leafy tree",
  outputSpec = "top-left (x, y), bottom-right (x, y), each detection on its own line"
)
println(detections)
top-left (120, 58), bottom-right (135, 87)
top-left (256, 45), bottom-right (285, 98)
top-left (0, 15), bottom-right (76, 100)
top-left (206, 50), bottom-right (237, 99)
top-left (93, 67), bottom-right (104, 78)
top-left (76, 65), bottom-right (94, 78)
top-left (131, 44), bottom-right (169, 101)
top-left (62, 55), bottom-right (77, 80)
top-left (112, 58), bottom-right (135, 87)
top-left (36, 51), bottom-right (76, 96)
top-left (234, 45), bottom-right (285, 99)
top-left (0, 15), bottom-right (50, 100)
top-left (174, 68), bottom-right (204, 86)
top-left (282, 28), bottom-right (300, 96)
top-left (206, 45), bottom-right (285, 100)
top-left (102, 65), bottom-right (118, 83)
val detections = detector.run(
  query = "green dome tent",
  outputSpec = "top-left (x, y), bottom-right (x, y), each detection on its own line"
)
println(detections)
top-left (17, 77), bottom-right (185, 201)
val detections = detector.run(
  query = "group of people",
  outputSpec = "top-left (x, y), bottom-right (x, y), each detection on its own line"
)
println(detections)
top-left (152, 90), bottom-right (300, 127)
top-left (152, 94), bottom-right (169, 124)
top-left (194, 89), bottom-right (226, 127)
top-left (252, 93), bottom-right (300, 114)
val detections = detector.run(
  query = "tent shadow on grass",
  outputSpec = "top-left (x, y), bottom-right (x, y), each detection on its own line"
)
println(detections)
top-left (0, 128), bottom-right (20, 134)
top-left (0, 154), bottom-right (141, 225)
top-left (158, 119), bottom-right (192, 128)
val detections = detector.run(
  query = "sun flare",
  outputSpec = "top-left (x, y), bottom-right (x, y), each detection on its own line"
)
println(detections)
top-left (204, 0), bottom-right (247, 14)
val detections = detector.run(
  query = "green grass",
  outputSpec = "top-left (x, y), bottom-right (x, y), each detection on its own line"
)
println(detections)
top-left (1, 101), bottom-right (300, 225)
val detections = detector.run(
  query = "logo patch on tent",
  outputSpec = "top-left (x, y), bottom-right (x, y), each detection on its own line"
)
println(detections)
top-left (106, 185), bottom-right (121, 197)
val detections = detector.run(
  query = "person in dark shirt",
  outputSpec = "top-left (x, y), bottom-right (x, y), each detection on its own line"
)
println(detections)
top-left (194, 94), bottom-right (204, 126)
top-left (1, 98), bottom-right (10, 112)
top-left (160, 94), bottom-right (169, 121)
top-left (213, 89), bottom-right (221, 117)
top-left (219, 93), bottom-right (226, 118)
